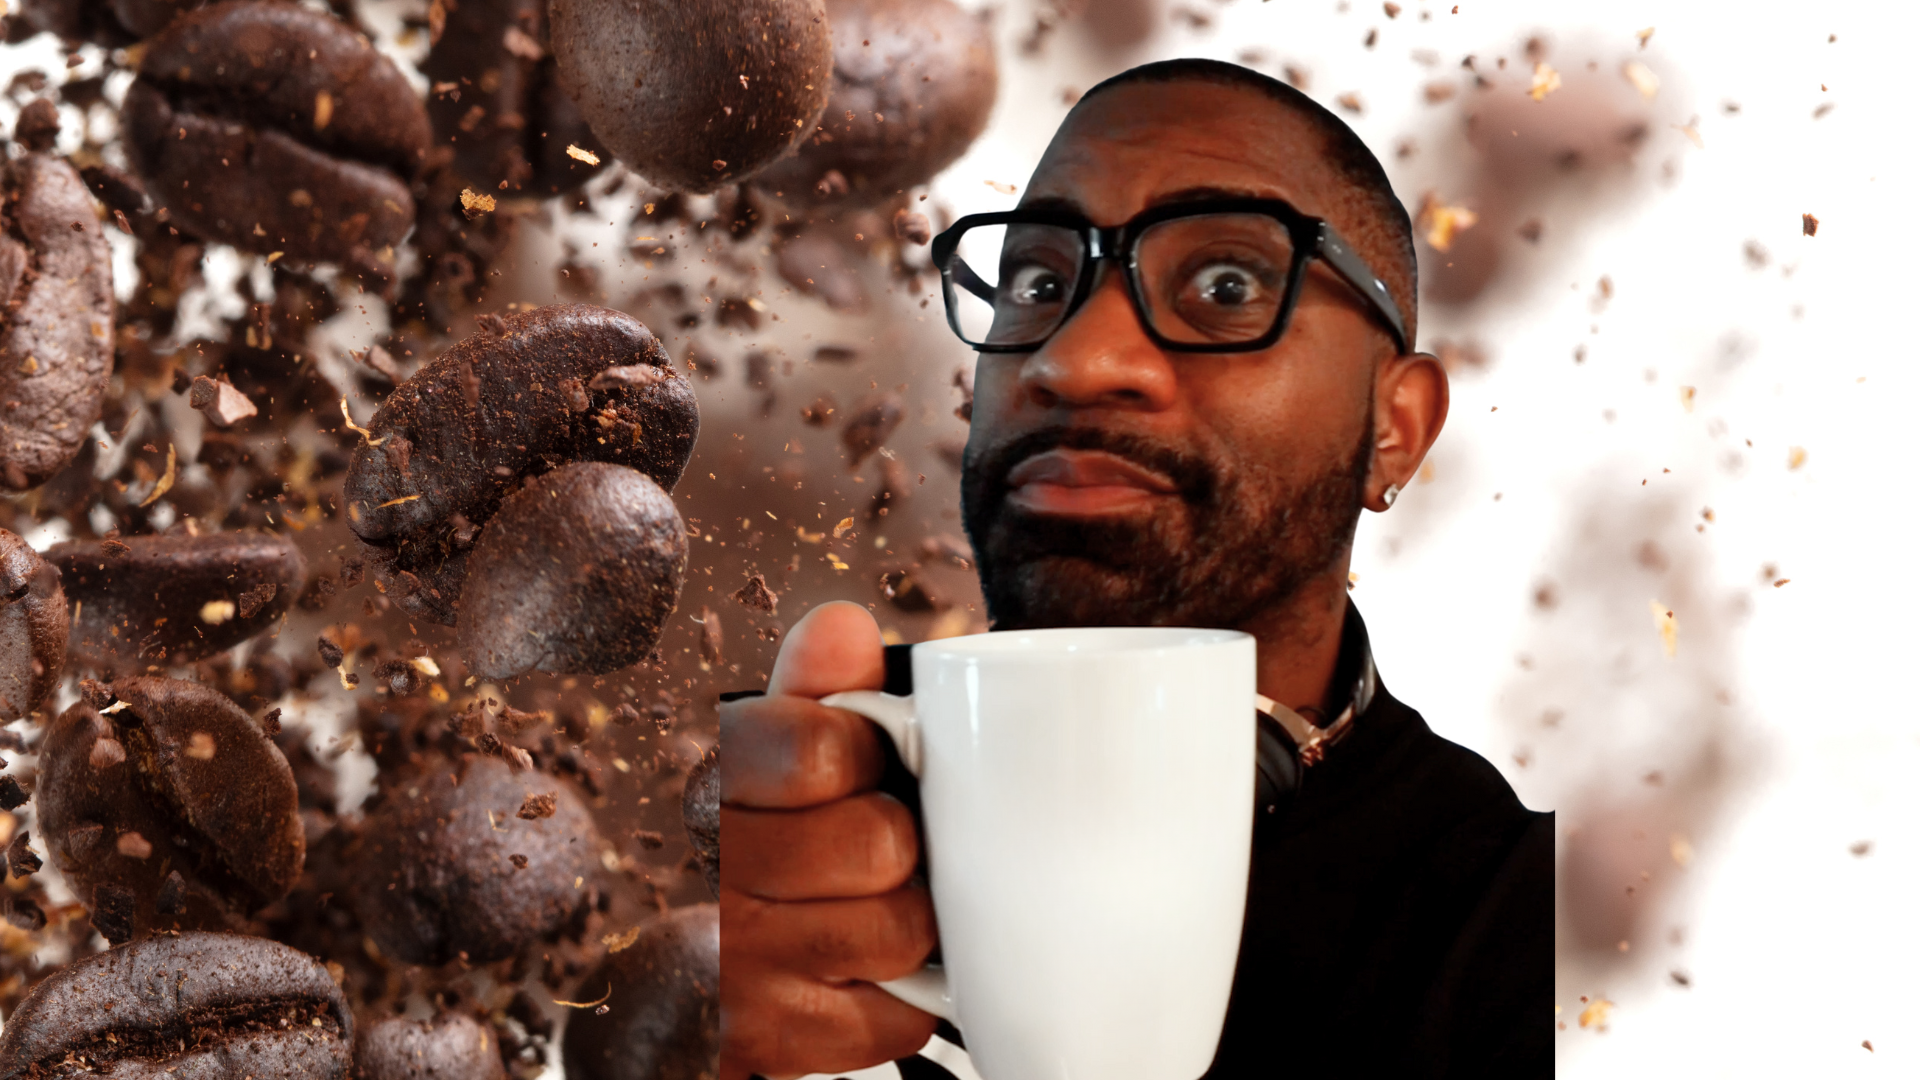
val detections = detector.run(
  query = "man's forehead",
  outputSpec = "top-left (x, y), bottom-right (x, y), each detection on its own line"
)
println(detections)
top-left (1022, 81), bottom-right (1340, 224)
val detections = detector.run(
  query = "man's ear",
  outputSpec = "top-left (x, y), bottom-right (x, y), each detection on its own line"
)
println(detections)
top-left (1364, 351), bottom-right (1449, 511)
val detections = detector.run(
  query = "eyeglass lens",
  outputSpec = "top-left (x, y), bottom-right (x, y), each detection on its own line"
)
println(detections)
top-left (945, 213), bottom-right (1298, 349)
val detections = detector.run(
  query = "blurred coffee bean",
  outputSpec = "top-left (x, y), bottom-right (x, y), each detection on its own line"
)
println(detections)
top-left (38, 676), bottom-right (306, 941)
top-left (547, 0), bottom-right (832, 192)
top-left (842, 390), bottom-right (903, 468)
top-left (344, 304), bottom-right (697, 625)
top-left (422, 0), bottom-right (606, 197)
top-left (352, 756), bottom-right (601, 965)
top-left (458, 463), bottom-right (686, 679)
top-left (122, 0), bottom-right (431, 267)
top-left (0, 142), bottom-right (115, 492)
top-left (682, 745), bottom-right (717, 898)
top-left (0, 527), bottom-right (66, 722)
top-left (357, 1012), bottom-right (508, 1080)
top-left (0, 932), bottom-right (352, 1078)
top-left (48, 530), bottom-right (306, 668)
top-left (756, 0), bottom-right (998, 209)
top-left (562, 904), bottom-right (718, 1080)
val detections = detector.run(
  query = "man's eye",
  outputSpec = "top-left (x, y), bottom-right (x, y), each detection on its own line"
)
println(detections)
top-left (1186, 263), bottom-right (1262, 307)
top-left (1005, 264), bottom-right (1067, 305)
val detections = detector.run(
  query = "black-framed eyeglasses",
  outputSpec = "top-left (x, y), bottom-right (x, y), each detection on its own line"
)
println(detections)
top-left (929, 197), bottom-right (1409, 356)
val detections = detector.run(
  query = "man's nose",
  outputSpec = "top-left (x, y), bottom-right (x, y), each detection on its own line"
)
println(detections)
top-left (1017, 266), bottom-right (1178, 412)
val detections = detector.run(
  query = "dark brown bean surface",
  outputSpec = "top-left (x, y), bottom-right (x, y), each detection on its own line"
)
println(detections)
top-left (562, 904), bottom-right (718, 1080)
top-left (122, 0), bottom-right (431, 267)
top-left (0, 526), bottom-right (65, 722)
top-left (351, 755), bottom-right (602, 966)
top-left (356, 1013), bottom-right (509, 1080)
top-left (0, 932), bottom-right (351, 1080)
top-left (457, 462), bottom-right (687, 679)
top-left (38, 676), bottom-right (305, 941)
top-left (344, 304), bottom-right (696, 625)
top-left (547, 0), bottom-right (833, 192)
top-left (421, 0), bottom-right (606, 198)
top-left (48, 529), bottom-right (306, 668)
top-left (683, 745), bottom-right (718, 899)
top-left (755, 0), bottom-right (998, 208)
top-left (0, 148), bottom-right (115, 492)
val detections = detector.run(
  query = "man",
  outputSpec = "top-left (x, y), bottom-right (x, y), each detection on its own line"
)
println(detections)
top-left (721, 58), bottom-right (1552, 1079)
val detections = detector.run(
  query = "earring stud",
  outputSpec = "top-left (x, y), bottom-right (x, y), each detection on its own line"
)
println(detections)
top-left (1383, 484), bottom-right (1400, 508)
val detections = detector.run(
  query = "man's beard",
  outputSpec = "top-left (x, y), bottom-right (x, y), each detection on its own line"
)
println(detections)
top-left (961, 419), bottom-right (1372, 631)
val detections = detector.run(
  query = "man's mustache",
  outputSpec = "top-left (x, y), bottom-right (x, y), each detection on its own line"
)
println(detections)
top-left (965, 427), bottom-right (1217, 509)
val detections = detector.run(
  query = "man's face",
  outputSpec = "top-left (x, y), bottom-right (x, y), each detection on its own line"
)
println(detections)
top-left (961, 81), bottom-right (1393, 631)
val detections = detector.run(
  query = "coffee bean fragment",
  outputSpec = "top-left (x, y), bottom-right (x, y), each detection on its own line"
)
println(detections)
top-left (633, 829), bottom-right (666, 850)
top-left (5, 895), bottom-right (44, 931)
top-left (755, 0), bottom-right (997, 208)
top-left (457, 462), bottom-right (688, 678)
top-left (122, 0), bottom-right (432, 266)
top-left (39, 676), bottom-right (306, 939)
top-left (357, 1013), bottom-right (509, 1080)
top-left (732, 573), bottom-right (778, 615)
top-left (0, 149), bottom-right (115, 491)
top-left (89, 882), bottom-right (135, 944)
top-left (317, 634), bottom-right (345, 669)
top-left (346, 305), bottom-right (697, 626)
top-left (683, 745), bottom-right (717, 898)
top-left (188, 373), bottom-right (259, 427)
top-left (0, 777), bottom-right (25, 812)
top-left (894, 209), bottom-right (934, 245)
top-left (842, 391), bottom-right (904, 468)
top-left (0, 527), bottom-right (67, 722)
top-left (561, 904), bottom-right (718, 1080)
top-left (353, 756), bottom-right (601, 965)
top-left (5, 831), bottom-right (39, 878)
top-left (156, 869), bottom-right (187, 914)
top-left (517, 792), bottom-right (556, 820)
top-left (13, 98), bottom-right (59, 153)
top-left (49, 530), bottom-right (306, 668)
top-left (548, 0), bottom-right (833, 192)
top-left (0, 932), bottom-right (353, 1079)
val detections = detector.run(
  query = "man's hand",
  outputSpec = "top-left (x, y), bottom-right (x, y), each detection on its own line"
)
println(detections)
top-left (718, 602), bottom-right (939, 1080)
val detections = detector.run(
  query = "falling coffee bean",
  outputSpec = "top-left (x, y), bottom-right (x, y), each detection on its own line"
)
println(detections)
top-left (38, 676), bottom-right (306, 940)
top-left (121, 0), bottom-right (432, 267)
top-left (422, 0), bottom-right (607, 197)
top-left (47, 529), bottom-right (307, 668)
top-left (344, 304), bottom-right (697, 625)
top-left (547, 0), bottom-right (833, 192)
top-left (458, 463), bottom-right (687, 679)
top-left (356, 1013), bottom-right (508, 1080)
top-left (0, 133), bottom-right (115, 492)
top-left (0, 932), bottom-right (353, 1078)
top-left (0, 527), bottom-right (66, 723)
top-left (562, 904), bottom-right (718, 1080)
top-left (841, 390), bottom-right (904, 468)
top-left (755, 0), bottom-right (999, 208)
top-left (352, 756), bottom-right (602, 966)
top-left (682, 745), bottom-right (717, 898)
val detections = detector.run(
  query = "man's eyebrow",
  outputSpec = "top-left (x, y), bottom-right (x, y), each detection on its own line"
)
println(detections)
top-left (1144, 185), bottom-right (1271, 208)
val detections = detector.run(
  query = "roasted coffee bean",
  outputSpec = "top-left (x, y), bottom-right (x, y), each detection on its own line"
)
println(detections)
top-left (0, 144), bottom-right (115, 492)
top-left (458, 463), bottom-right (686, 679)
top-left (756, 0), bottom-right (998, 208)
top-left (48, 530), bottom-right (307, 668)
top-left (352, 756), bottom-right (602, 966)
top-left (38, 676), bottom-right (305, 940)
top-left (682, 745), bottom-right (717, 898)
top-left (122, 0), bottom-right (431, 267)
top-left (547, 0), bottom-right (833, 192)
top-left (0, 527), bottom-right (66, 722)
top-left (0, 932), bottom-right (352, 1079)
top-left (344, 304), bottom-right (697, 625)
top-left (356, 1013), bottom-right (509, 1080)
top-left (422, 0), bottom-right (605, 197)
top-left (562, 904), bottom-right (718, 1080)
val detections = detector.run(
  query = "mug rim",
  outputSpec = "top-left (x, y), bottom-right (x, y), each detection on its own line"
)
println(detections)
top-left (913, 626), bottom-right (1252, 659)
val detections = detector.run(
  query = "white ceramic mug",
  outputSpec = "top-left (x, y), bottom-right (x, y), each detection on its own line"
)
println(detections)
top-left (822, 627), bottom-right (1257, 1080)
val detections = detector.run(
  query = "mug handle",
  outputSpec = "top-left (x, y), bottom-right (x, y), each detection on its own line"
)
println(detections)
top-left (818, 691), bottom-right (956, 1023)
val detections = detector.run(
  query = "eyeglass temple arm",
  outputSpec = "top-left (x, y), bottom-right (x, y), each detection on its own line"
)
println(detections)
top-left (952, 259), bottom-right (996, 304)
top-left (1313, 223), bottom-right (1410, 355)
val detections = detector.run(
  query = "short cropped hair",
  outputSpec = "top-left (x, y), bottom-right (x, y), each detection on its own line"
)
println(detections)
top-left (1076, 58), bottom-right (1419, 350)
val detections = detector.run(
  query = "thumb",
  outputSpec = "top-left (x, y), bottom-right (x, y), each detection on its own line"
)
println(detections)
top-left (766, 600), bottom-right (887, 700)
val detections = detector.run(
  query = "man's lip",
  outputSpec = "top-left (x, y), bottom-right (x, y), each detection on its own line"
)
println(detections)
top-left (1004, 449), bottom-right (1180, 494)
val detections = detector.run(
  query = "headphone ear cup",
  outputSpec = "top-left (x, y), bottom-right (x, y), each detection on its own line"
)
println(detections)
top-left (1255, 710), bottom-right (1302, 814)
